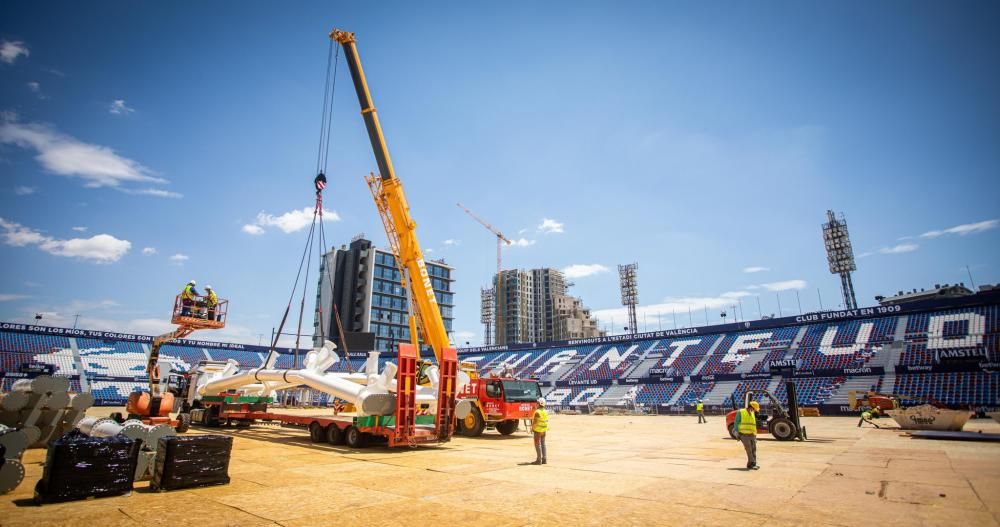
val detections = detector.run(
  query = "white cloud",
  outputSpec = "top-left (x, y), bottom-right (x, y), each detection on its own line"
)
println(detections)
top-left (920, 219), bottom-right (998, 239)
top-left (425, 248), bottom-right (435, 253)
top-left (743, 266), bottom-right (769, 273)
top-left (0, 217), bottom-right (131, 263)
top-left (0, 118), bottom-right (172, 193)
top-left (169, 253), bottom-right (189, 264)
top-left (858, 243), bottom-right (920, 258)
top-left (538, 218), bottom-right (564, 234)
top-left (518, 228), bottom-right (528, 235)
top-left (452, 330), bottom-right (476, 342)
top-left (0, 40), bottom-right (29, 64)
top-left (593, 291), bottom-right (756, 329)
top-left (443, 239), bottom-right (460, 246)
top-left (760, 279), bottom-right (807, 292)
top-left (26, 81), bottom-right (40, 92)
top-left (562, 264), bottom-right (609, 279)
top-left (880, 243), bottom-right (918, 254)
top-left (14, 186), bottom-right (36, 195)
top-left (510, 238), bottom-right (536, 247)
top-left (243, 207), bottom-right (340, 235)
top-left (42, 234), bottom-right (131, 262)
top-left (141, 247), bottom-right (157, 255)
top-left (125, 188), bottom-right (182, 199)
top-left (71, 226), bottom-right (87, 232)
top-left (241, 224), bottom-right (265, 235)
top-left (0, 294), bottom-right (30, 301)
top-left (109, 99), bottom-right (134, 115)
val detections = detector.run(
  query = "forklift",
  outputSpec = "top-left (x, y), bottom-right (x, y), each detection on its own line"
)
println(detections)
top-left (725, 380), bottom-right (807, 441)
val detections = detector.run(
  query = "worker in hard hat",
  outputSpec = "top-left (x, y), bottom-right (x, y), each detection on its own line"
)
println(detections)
top-left (858, 406), bottom-right (881, 428)
top-left (180, 280), bottom-right (199, 317)
top-left (204, 285), bottom-right (219, 321)
top-left (734, 400), bottom-right (760, 470)
top-left (531, 397), bottom-right (549, 465)
top-left (696, 399), bottom-right (706, 423)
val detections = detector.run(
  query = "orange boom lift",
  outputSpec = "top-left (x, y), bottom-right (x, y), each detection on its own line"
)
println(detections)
top-left (121, 294), bottom-right (228, 432)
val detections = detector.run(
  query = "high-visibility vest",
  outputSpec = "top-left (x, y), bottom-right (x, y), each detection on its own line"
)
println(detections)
top-left (206, 291), bottom-right (218, 307)
top-left (696, 402), bottom-right (704, 412)
top-left (181, 284), bottom-right (195, 300)
top-left (532, 408), bottom-right (549, 433)
top-left (737, 409), bottom-right (757, 435)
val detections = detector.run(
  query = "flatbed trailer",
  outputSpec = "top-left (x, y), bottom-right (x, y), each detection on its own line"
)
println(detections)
top-left (196, 408), bottom-right (442, 448)
top-left (190, 342), bottom-right (457, 448)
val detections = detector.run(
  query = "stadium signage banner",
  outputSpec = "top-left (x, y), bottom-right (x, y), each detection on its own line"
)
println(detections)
top-left (936, 348), bottom-right (987, 362)
top-left (0, 321), bottom-right (309, 355)
top-left (897, 361), bottom-right (998, 373)
top-left (553, 366), bottom-right (887, 387)
top-left (20, 363), bottom-right (55, 375)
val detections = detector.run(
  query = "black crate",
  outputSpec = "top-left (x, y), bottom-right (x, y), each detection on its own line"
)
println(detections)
top-left (35, 431), bottom-right (139, 504)
top-left (151, 434), bottom-right (232, 491)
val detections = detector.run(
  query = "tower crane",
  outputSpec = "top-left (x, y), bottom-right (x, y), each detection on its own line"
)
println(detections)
top-left (456, 202), bottom-right (511, 345)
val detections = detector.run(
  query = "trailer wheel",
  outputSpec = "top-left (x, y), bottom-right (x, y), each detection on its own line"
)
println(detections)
top-left (175, 413), bottom-right (191, 433)
top-left (309, 422), bottom-right (324, 443)
top-left (768, 417), bottom-right (796, 441)
top-left (461, 408), bottom-right (486, 437)
top-left (325, 424), bottom-right (344, 445)
top-left (495, 419), bottom-right (518, 436)
top-left (204, 406), bottom-right (221, 427)
top-left (727, 423), bottom-right (738, 440)
top-left (345, 426), bottom-right (368, 448)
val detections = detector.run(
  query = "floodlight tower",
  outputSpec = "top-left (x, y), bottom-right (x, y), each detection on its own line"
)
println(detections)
top-left (619, 263), bottom-right (639, 335)
top-left (480, 286), bottom-right (495, 345)
top-left (822, 210), bottom-right (858, 310)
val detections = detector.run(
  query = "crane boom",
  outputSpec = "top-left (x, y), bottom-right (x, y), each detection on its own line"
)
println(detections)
top-left (330, 29), bottom-right (451, 363)
top-left (456, 203), bottom-right (512, 244)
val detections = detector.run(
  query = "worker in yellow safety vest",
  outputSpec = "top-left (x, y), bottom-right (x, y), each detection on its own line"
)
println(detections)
top-left (180, 280), bottom-right (199, 316)
top-left (696, 399), bottom-right (706, 424)
top-left (531, 397), bottom-right (548, 465)
top-left (204, 285), bottom-right (219, 321)
top-left (734, 400), bottom-right (760, 470)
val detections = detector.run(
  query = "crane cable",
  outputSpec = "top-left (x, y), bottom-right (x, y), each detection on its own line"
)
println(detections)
top-left (269, 40), bottom-right (342, 370)
top-left (313, 38), bottom-right (354, 373)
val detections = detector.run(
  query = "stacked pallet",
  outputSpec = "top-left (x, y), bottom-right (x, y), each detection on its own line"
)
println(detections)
top-left (76, 416), bottom-right (176, 481)
top-left (0, 375), bottom-right (95, 448)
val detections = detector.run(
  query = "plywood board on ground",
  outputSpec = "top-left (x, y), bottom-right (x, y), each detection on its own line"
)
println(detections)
top-left (1, 412), bottom-right (997, 526)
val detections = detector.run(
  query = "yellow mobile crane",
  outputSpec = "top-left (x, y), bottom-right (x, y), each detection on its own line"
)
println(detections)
top-left (330, 28), bottom-right (458, 442)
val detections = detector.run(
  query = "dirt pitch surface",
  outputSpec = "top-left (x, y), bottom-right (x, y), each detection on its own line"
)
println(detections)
top-left (3, 410), bottom-right (1000, 527)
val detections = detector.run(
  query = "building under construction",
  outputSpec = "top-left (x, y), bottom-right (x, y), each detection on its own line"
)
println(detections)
top-left (494, 268), bottom-right (604, 345)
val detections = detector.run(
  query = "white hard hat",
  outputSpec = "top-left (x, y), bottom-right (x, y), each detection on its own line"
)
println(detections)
top-left (188, 280), bottom-right (196, 285)
top-left (537, 397), bottom-right (546, 406)
top-left (205, 285), bottom-right (213, 290)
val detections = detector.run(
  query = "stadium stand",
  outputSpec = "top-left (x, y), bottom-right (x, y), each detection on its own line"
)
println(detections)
top-left (2, 292), bottom-right (998, 410)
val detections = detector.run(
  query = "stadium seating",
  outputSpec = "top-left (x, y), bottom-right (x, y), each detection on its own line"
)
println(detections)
top-left (0, 332), bottom-right (70, 354)
top-left (893, 372), bottom-right (998, 406)
top-left (635, 383), bottom-right (682, 405)
top-left (2, 298), bottom-right (997, 407)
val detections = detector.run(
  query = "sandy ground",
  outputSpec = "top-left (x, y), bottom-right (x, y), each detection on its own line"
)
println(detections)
top-left (2, 410), bottom-right (1000, 527)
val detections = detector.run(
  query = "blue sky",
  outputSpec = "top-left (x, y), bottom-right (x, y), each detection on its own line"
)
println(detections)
top-left (1, 1), bottom-right (998, 347)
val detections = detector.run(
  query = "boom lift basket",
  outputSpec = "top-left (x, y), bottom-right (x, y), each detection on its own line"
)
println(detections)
top-left (170, 294), bottom-right (228, 329)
